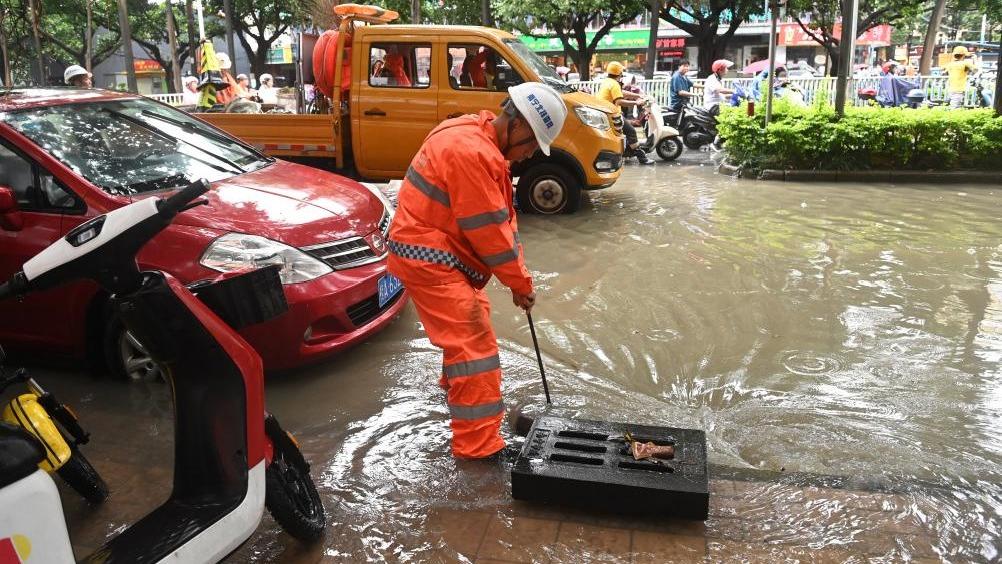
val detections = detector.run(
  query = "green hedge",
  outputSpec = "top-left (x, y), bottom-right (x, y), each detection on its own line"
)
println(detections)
top-left (717, 99), bottom-right (1002, 173)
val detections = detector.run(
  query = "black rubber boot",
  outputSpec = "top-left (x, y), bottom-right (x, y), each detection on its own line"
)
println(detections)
top-left (634, 148), bottom-right (655, 165)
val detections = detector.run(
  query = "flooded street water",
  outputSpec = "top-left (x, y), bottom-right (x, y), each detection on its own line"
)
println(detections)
top-left (48, 161), bottom-right (1001, 562)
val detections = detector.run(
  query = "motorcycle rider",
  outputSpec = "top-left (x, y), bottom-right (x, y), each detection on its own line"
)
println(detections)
top-left (596, 62), bottom-right (654, 164)
top-left (668, 60), bottom-right (694, 112)
top-left (703, 60), bottom-right (735, 113)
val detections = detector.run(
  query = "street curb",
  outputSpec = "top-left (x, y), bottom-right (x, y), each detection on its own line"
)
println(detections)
top-left (720, 166), bottom-right (1002, 184)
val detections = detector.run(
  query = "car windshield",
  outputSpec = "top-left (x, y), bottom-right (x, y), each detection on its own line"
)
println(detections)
top-left (2, 98), bottom-right (271, 196)
top-left (503, 39), bottom-right (574, 93)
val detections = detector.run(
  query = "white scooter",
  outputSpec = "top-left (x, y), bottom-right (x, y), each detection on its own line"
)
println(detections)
top-left (637, 102), bottom-right (683, 162)
top-left (0, 180), bottom-right (324, 563)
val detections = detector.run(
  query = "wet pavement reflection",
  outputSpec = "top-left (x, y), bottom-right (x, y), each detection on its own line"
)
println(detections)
top-left (43, 158), bottom-right (1002, 562)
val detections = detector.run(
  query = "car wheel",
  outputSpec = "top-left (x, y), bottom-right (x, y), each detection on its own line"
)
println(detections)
top-left (656, 137), bottom-right (684, 161)
top-left (515, 163), bottom-right (581, 215)
top-left (103, 312), bottom-right (164, 382)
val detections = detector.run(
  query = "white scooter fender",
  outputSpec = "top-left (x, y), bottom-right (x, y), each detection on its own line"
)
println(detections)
top-left (0, 469), bottom-right (75, 562)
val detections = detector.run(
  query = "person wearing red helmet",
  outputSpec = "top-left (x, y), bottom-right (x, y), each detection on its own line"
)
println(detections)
top-left (704, 59), bottom-right (736, 111)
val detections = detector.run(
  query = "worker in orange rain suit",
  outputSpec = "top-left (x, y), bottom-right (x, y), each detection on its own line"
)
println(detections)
top-left (387, 82), bottom-right (567, 458)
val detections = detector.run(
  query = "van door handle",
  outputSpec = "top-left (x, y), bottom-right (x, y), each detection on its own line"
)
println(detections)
top-left (447, 112), bottom-right (463, 119)
top-left (364, 108), bottom-right (386, 116)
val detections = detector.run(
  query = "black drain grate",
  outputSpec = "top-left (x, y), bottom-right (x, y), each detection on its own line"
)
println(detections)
top-left (510, 415), bottom-right (709, 520)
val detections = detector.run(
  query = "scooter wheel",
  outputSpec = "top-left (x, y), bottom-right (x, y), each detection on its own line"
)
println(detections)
top-left (58, 448), bottom-right (109, 504)
top-left (266, 446), bottom-right (326, 541)
top-left (656, 137), bottom-right (684, 161)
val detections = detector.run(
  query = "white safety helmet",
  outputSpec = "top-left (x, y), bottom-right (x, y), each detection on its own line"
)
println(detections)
top-left (216, 52), bottom-right (232, 70)
top-left (64, 64), bottom-right (91, 85)
top-left (259, 73), bottom-right (273, 86)
top-left (506, 82), bottom-right (567, 156)
top-left (183, 75), bottom-right (198, 86)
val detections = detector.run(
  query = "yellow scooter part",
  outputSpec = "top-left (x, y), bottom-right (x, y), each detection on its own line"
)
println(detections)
top-left (2, 393), bottom-right (71, 472)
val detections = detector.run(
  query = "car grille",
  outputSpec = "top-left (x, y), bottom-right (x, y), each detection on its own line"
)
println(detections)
top-left (611, 114), bottom-right (624, 135)
top-left (301, 209), bottom-right (391, 271)
top-left (302, 237), bottom-right (378, 270)
top-left (346, 290), bottom-right (403, 327)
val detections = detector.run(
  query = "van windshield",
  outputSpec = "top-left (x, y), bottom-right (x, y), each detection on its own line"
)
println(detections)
top-left (2, 98), bottom-right (272, 196)
top-left (504, 39), bottom-right (575, 93)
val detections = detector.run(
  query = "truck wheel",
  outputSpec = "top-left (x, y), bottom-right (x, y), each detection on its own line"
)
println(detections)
top-left (103, 312), bottom-right (164, 382)
top-left (57, 447), bottom-right (109, 504)
top-left (516, 163), bottom-right (581, 215)
top-left (265, 443), bottom-right (326, 542)
top-left (656, 137), bottom-right (684, 161)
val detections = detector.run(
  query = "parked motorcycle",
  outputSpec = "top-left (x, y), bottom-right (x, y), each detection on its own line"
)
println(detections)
top-left (0, 179), bottom-right (325, 562)
top-left (637, 102), bottom-right (683, 161)
top-left (665, 104), bottom-right (719, 150)
top-left (0, 345), bottom-right (108, 504)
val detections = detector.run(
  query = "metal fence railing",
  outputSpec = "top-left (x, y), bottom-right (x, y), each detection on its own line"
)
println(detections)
top-left (145, 75), bottom-right (996, 110)
top-left (147, 93), bottom-right (186, 106)
top-left (571, 75), bottom-right (996, 109)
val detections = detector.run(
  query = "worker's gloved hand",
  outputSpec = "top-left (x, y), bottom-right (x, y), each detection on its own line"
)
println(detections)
top-left (512, 290), bottom-right (536, 312)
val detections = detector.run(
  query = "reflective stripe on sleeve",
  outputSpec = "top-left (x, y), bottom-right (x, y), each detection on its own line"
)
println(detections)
top-left (456, 208), bottom-right (509, 230)
top-left (480, 240), bottom-right (520, 267)
top-left (444, 354), bottom-right (501, 379)
top-left (406, 166), bottom-right (450, 207)
top-left (449, 399), bottom-right (504, 420)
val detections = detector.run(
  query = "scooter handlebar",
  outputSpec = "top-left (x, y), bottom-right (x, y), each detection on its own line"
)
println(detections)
top-left (0, 272), bottom-right (28, 301)
top-left (158, 179), bottom-right (209, 218)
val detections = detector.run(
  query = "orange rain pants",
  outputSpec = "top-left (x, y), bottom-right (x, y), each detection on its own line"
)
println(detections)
top-left (407, 281), bottom-right (504, 458)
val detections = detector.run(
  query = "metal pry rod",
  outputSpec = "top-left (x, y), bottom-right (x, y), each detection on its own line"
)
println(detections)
top-left (526, 311), bottom-right (551, 404)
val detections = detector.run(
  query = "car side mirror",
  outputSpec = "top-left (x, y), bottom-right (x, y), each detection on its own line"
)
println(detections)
top-left (0, 186), bottom-right (23, 231)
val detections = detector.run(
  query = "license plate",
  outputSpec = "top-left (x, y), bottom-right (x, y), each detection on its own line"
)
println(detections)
top-left (378, 273), bottom-right (403, 308)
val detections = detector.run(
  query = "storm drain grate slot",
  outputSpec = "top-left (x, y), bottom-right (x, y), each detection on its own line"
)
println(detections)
top-left (556, 430), bottom-right (608, 441)
top-left (550, 453), bottom-right (604, 465)
top-left (619, 461), bottom-right (675, 473)
top-left (554, 442), bottom-right (607, 454)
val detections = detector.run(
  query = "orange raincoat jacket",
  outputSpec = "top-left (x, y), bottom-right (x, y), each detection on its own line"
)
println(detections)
top-left (387, 110), bottom-right (532, 296)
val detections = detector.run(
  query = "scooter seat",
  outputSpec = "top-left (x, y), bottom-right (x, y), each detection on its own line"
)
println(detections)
top-left (0, 422), bottom-right (44, 489)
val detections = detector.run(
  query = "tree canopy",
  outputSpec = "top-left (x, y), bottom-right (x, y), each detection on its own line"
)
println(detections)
top-left (495, 0), bottom-right (648, 80)
top-left (659, 0), bottom-right (764, 78)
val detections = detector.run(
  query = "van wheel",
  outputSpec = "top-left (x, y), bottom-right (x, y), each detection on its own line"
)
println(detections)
top-left (516, 163), bottom-right (581, 215)
top-left (656, 137), bottom-right (684, 161)
top-left (103, 312), bottom-right (164, 382)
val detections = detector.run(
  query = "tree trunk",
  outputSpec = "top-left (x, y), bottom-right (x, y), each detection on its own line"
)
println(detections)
top-left (695, 31), bottom-right (721, 79)
top-left (572, 48), bottom-right (592, 81)
top-left (920, 0), bottom-right (947, 75)
top-left (116, 0), bottom-right (138, 92)
top-left (481, 0), bottom-right (493, 27)
top-left (85, 0), bottom-right (93, 73)
top-left (0, 16), bottom-right (9, 87)
top-left (223, 0), bottom-right (237, 74)
top-left (184, 0), bottom-right (197, 72)
top-left (411, 0), bottom-right (421, 24)
top-left (644, 0), bottom-right (658, 79)
top-left (165, 2), bottom-right (182, 92)
top-left (27, 0), bottom-right (45, 85)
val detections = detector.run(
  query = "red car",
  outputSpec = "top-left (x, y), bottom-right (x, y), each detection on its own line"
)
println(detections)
top-left (0, 88), bottom-right (407, 377)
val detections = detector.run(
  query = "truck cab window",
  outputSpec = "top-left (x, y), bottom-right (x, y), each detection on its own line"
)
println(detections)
top-left (448, 44), bottom-right (523, 92)
top-left (369, 43), bottom-right (431, 88)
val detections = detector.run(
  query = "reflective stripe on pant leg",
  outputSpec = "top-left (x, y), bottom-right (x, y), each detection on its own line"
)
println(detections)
top-left (406, 282), bottom-right (505, 458)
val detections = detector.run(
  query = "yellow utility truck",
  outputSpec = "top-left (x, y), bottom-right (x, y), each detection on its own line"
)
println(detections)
top-left (195, 4), bottom-right (624, 214)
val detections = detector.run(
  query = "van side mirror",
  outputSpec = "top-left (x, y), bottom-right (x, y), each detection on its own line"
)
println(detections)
top-left (0, 186), bottom-right (23, 231)
top-left (495, 65), bottom-right (522, 90)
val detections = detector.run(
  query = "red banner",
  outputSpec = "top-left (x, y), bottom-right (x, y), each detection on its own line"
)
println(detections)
top-left (778, 23), bottom-right (891, 47)
top-left (656, 37), bottom-right (686, 58)
top-left (133, 59), bottom-right (163, 73)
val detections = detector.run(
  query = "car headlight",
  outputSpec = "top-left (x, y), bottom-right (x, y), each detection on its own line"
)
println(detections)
top-left (574, 106), bottom-right (611, 131)
top-left (200, 233), bottom-right (333, 284)
top-left (360, 181), bottom-right (395, 214)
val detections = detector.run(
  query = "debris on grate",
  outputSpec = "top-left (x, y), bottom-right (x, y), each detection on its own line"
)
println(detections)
top-left (510, 415), bottom-right (708, 520)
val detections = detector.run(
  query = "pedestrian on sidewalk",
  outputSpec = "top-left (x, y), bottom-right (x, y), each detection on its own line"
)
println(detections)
top-left (386, 83), bottom-right (567, 460)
